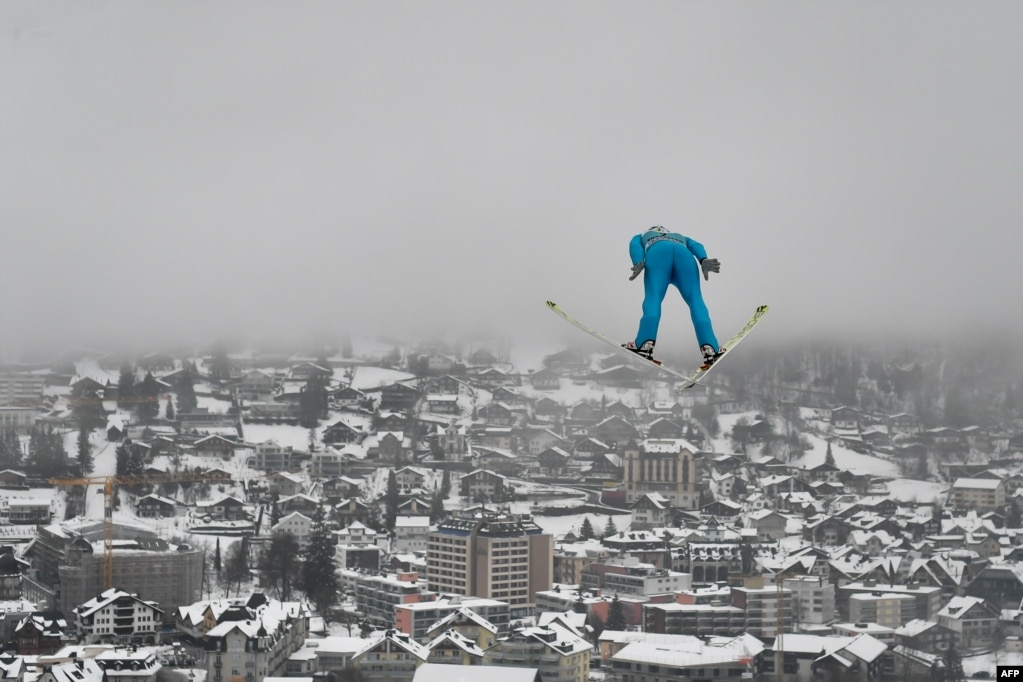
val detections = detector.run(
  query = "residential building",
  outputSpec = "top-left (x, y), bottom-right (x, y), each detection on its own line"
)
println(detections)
top-left (202, 599), bottom-right (309, 682)
top-left (253, 441), bottom-right (294, 472)
top-left (783, 576), bottom-right (836, 629)
top-left (426, 511), bottom-right (553, 614)
top-left (351, 629), bottom-right (428, 682)
top-left (394, 597), bottom-right (510, 642)
top-left (609, 635), bottom-right (762, 682)
top-left (394, 516), bottom-right (432, 554)
top-left (949, 477), bottom-right (1006, 512)
top-left (72, 588), bottom-right (164, 644)
top-left (936, 595), bottom-right (1000, 649)
top-left (622, 439), bottom-right (700, 509)
top-left (338, 570), bottom-right (436, 629)
top-left (848, 592), bottom-right (916, 629)
top-left (484, 624), bottom-right (590, 682)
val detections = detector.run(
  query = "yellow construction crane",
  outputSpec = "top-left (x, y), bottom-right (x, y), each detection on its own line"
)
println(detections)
top-left (49, 470), bottom-right (233, 590)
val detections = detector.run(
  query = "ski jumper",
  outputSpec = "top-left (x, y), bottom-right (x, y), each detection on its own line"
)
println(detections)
top-left (631, 229), bottom-right (719, 351)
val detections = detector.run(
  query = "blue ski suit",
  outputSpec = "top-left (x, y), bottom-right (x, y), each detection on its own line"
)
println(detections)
top-left (630, 228), bottom-right (719, 351)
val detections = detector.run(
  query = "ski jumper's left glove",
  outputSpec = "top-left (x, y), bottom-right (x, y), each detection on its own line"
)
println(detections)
top-left (700, 258), bottom-right (720, 281)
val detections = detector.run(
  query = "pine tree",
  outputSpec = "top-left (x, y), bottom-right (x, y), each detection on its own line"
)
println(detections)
top-left (176, 370), bottom-right (198, 415)
top-left (115, 442), bottom-right (129, 477)
top-left (941, 643), bottom-right (964, 682)
top-left (165, 398), bottom-right (175, 421)
top-left (77, 427), bottom-right (94, 475)
top-left (385, 470), bottom-right (400, 529)
top-left (214, 538), bottom-right (222, 574)
top-left (137, 372), bottom-right (161, 422)
top-left (824, 441), bottom-right (835, 467)
top-left (258, 532), bottom-right (300, 600)
top-left (440, 469), bottom-right (451, 499)
top-left (429, 491), bottom-right (445, 524)
top-left (118, 364), bottom-right (136, 408)
top-left (605, 595), bottom-right (626, 631)
top-left (223, 538), bottom-right (250, 597)
top-left (302, 508), bottom-right (340, 622)
top-left (299, 375), bottom-right (329, 428)
top-left (579, 517), bottom-right (595, 540)
top-left (603, 516), bottom-right (618, 538)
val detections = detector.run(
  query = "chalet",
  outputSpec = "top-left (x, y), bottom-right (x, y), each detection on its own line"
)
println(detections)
top-left (525, 428), bottom-right (565, 456)
top-left (376, 412), bottom-right (408, 431)
top-left (278, 493), bottom-right (321, 517)
top-left (476, 426), bottom-right (515, 451)
top-left (429, 375), bottom-right (471, 395)
top-left (590, 415), bottom-right (641, 446)
top-left (460, 469), bottom-right (507, 502)
top-left (647, 418), bottom-right (684, 439)
top-left (193, 434), bottom-right (238, 459)
top-left (15, 613), bottom-right (67, 655)
top-left (479, 402), bottom-right (520, 427)
top-left (925, 427), bottom-right (967, 454)
top-left (491, 386), bottom-right (527, 405)
top-left (235, 370), bottom-right (277, 400)
top-left (533, 396), bottom-right (565, 419)
top-left (73, 587), bottom-right (164, 644)
top-left (861, 426), bottom-right (891, 448)
top-left (537, 447), bottom-right (571, 476)
top-left (630, 493), bottom-right (671, 530)
top-left (476, 447), bottom-right (520, 476)
top-left (417, 353), bottom-right (467, 376)
top-left (888, 412), bottom-right (923, 437)
top-left (380, 382), bottom-right (421, 411)
top-left (269, 471), bottom-right (305, 497)
top-left (397, 497), bottom-right (432, 517)
top-left (425, 394), bottom-right (461, 415)
top-left (289, 362), bottom-right (332, 380)
top-left (321, 476), bottom-right (363, 500)
top-left (701, 498), bottom-right (743, 523)
top-left (831, 406), bottom-right (861, 430)
top-left (805, 462), bottom-right (842, 485)
top-left (568, 401), bottom-right (603, 424)
top-left (253, 440), bottom-right (293, 471)
top-left (745, 509), bottom-right (788, 541)
top-left (135, 494), bottom-right (177, 518)
top-left (333, 497), bottom-right (374, 527)
top-left (273, 512), bottom-right (315, 549)
top-left (370, 431), bottom-right (412, 465)
top-left (394, 466), bottom-right (428, 491)
top-left (528, 369), bottom-right (561, 391)
top-left (436, 422), bottom-right (468, 457)
top-left (322, 420), bottom-right (363, 445)
top-left (106, 418), bottom-right (124, 442)
top-left (802, 515), bottom-right (850, 546)
top-left (199, 495), bottom-right (248, 521)
top-left (0, 470), bottom-right (27, 488)
top-left (573, 437), bottom-right (612, 459)
top-left (936, 595), bottom-right (1000, 649)
top-left (590, 452), bottom-right (623, 479)
top-left (311, 448), bottom-right (352, 478)
top-left (472, 367), bottom-right (517, 388)
top-left (331, 385), bottom-right (368, 408)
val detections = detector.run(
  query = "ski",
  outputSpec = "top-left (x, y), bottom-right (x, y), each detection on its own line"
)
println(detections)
top-left (676, 304), bottom-right (769, 392)
top-left (544, 300), bottom-right (709, 386)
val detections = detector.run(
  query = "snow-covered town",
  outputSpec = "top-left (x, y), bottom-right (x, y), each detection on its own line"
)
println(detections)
top-left (0, 335), bottom-right (1022, 682)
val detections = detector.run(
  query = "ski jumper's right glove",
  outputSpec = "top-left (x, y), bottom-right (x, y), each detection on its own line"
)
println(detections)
top-left (629, 261), bottom-right (645, 281)
top-left (700, 257), bottom-right (720, 281)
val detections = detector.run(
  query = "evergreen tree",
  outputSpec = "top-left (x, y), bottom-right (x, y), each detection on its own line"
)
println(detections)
top-left (223, 537), bottom-right (250, 597)
top-left (1008, 500), bottom-right (1022, 529)
top-left (824, 441), bottom-right (835, 467)
top-left (176, 370), bottom-right (198, 415)
top-left (941, 643), bottom-right (964, 682)
top-left (429, 491), bottom-right (446, 524)
top-left (385, 470), bottom-right (400, 529)
top-left (136, 372), bottom-right (161, 422)
top-left (127, 448), bottom-right (146, 476)
top-left (258, 532), bottom-right (300, 599)
top-left (0, 429), bottom-right (21, 468)
top-left (579, 517), bottom-right (595, 541)
top-left (302, 508), bottom-right (340, 622)
top-left (605, 595), bottom-right (626, 631)
top-left (299, 375), bottom-right (329, 428)
top-left (77, 427), bottom-right (94, 475)
top-left (115, 442), bottom-right (129, 477)
top-left (440, 469), bottom-right (451, 499)
top-left (214, 538), bottom-right (222, 574)
top-left (117, 363), bottom-right (136, 408)
top-left (209, 343), bottom-right (233, 384)
top-left (603, 516), bottom-right (618, 538)
top-left (165, 398), bottom-right (175, 421)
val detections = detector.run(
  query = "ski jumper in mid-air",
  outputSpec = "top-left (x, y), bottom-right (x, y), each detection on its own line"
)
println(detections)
top-left (623, 226), bottom-right (723, 368)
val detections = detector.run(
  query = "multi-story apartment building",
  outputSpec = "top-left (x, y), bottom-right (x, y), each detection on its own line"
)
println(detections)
top-left (0, 406), bottom-right (37, 434)
top-left (644, 602), bottom-right (746, 637)
top-left (609, 636), bottom-right (760, 682)
top-left (484, 625), bottom-right (590, 682)
top-left (23, 521), bottom-right (203, 619)
top-left (848, 592), bottom-right (916, 629)
top-left (0, 373), bottom-right (45, 406)
top-left (72, 588), bottom-right (165, 644)
top-left (730, 587), bottom-right (793, 639)
top-left (252, 441), bottom-right (293, 472)
top-left (837, 581), bottom-right (943, 622)
top-left (202, 600), bottom-right (309, 682)
top-left (582, 557), bottom-right (691, 598)
top-left (949, 477), bottom-right (1005, 512)
top-left (393, 516), bottom-right (431, 554)
top-left (337, 570), bottom-right (437, 629)
top-left (553, 540), bottom-right (616, 585)
top-left (426, 511), bottom-right (553, 614)
top-left (782, 576), bottom-right (836, 629)
top-left (394, 597), bottom-right (509, 642)
top-left (93, 646), bottom-right (163, 682)
top-left (622, 439), bottom-right (699, 509)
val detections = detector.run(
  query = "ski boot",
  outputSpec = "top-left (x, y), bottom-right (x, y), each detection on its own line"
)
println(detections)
top-left (623, 340), bottom-right (658, 364)
top-left (700, 344), bottom-right (724, 370)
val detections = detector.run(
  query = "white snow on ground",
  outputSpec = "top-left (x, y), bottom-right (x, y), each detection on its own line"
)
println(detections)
top-left (348, 366), bottom-right (416, 391)
top-left (242, 423), bottom-right (315, 451)
top-left (883, 477), bottom-right (947, 504)
top-left (790, 431), bottom-right (901, 478)
top-left (531, 511), bottom-right (632, 539)
top-left (962, 650), bottom-right (1023, 677)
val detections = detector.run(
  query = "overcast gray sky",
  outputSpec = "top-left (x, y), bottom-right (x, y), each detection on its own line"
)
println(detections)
top-left (2, 1), bottom-right (1022, 359)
